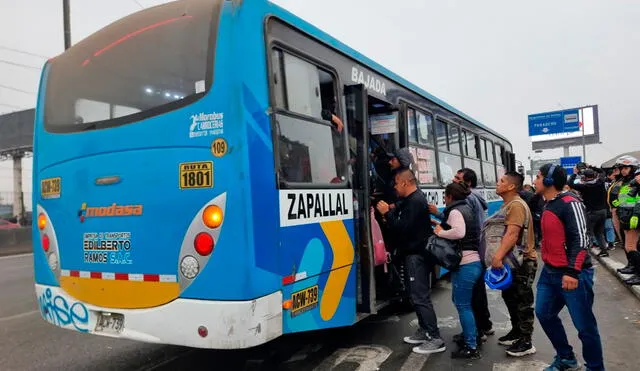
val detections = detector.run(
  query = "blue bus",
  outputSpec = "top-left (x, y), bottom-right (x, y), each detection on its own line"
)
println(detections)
top-left (32, 0), bottom-right (515, 349)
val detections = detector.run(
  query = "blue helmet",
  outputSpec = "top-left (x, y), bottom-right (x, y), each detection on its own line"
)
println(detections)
top-left (484, 265), bottom-right (513, 290)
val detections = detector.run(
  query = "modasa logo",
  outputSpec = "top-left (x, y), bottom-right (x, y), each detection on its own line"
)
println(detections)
top-left (78, 203), bottom-right (143, 223)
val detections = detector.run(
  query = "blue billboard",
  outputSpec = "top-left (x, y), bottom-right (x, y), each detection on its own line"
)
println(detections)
top-left (528, 108), bottom-right (580, 136)
top-left (561, 156), bottom-right (582, 175)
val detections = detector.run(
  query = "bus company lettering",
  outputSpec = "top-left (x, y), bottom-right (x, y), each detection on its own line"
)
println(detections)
top-left (189, 112), bottom-right (224, 138)
top-left (81, 203), bottom-right (143, 219)
top-left (351, 67), bottom-right (386, 96)
top-left (280, 190), bottom-right (354, 227)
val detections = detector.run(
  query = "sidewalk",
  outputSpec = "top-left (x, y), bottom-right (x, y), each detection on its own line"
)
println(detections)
top-left (0, 242), bottom-right (32, 257)
top-left (590, 245), bottom-right (640, 302)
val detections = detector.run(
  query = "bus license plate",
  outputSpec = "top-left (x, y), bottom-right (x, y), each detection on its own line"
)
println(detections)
top-left (95, 313), bottom-right (124, 334)
top-left (291, 285), bottom-right (319, 317)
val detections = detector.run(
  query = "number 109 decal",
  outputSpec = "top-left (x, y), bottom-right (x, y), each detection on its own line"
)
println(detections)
top-left (179, 161), bottom-right (214, 189)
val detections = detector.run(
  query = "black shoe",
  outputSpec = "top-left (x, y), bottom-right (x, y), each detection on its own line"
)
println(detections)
top-left (454, 334), bottom-right (483, 349)
top-left (598, 250), bottom-right (609, 257)
top-left (498, 330), bottom-right (520, 346)
top-left (453, 329), bottom-right (491, 344)
top-left (451, 345), bottom-right (481, 360)
top-left (624, 276), bottom-right (640, 285)
top-left (618, 266), bottom-right (636, 274)
top-left (506, 339), bottom-right (537, 357)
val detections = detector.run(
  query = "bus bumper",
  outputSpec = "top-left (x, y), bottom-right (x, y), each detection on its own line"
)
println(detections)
top-left (35, 284), bottom-right (283, 349)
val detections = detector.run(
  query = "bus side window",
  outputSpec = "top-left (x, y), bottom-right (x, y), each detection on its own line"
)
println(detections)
top-left (271, 49), bottom-right (347, 185)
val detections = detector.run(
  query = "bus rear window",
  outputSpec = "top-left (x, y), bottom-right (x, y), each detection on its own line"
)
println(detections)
top-left (44, 0), bottom-right (222, 133)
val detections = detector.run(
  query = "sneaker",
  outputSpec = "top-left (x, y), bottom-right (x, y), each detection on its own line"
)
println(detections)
top-left (624, 275), bottom-right (640, 285)
top-left (506, 339), bottom-right (537, 357)
top-left (403, 328), bottom-right (427, 344)
top-left (618, 266), bottom-right (636, 275)
top-left (450, 345), bottom-right (481, 360)
top-left (412, 337), bottom-right (446, 355)
top-left (453, 333), bottom-right (483, 349)
top-left (453, 330), bottom-right (489, 344)
top-left (544, 355), bottom-right (580, 371)
top-left (498, 329), bottom-right (521, 346)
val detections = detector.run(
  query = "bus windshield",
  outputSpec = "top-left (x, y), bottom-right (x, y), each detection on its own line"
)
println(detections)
top-left (44, 0), bottom-right (222, 133)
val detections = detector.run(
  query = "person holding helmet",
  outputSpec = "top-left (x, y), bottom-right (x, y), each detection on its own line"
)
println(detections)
top-left (613, 155), bottom-right (640, 285)
top-left (533, 164), bottom-right (604, 371)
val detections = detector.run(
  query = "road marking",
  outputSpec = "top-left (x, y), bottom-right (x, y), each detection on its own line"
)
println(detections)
top-left (399, 352), bottom-right (429, 371)
top-left (313, 345), bottom-right (392, 371)
top-left (0, 253), bottom-right (33, 260)
top-left (492, 360), bottom-right (551, 371)
top-left (0, 310), bottom-right (39, 322)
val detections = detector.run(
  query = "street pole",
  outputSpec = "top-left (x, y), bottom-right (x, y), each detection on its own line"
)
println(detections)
top-left (581, 107), bottom-right (587, 163)
top-left (63, 0), bottom-right (71, 50)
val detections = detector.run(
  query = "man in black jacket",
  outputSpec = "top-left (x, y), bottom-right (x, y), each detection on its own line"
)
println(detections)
top-left (568, 168), bottom-right (609, 257)
top-left (377, 168), bottom-right (445, 354)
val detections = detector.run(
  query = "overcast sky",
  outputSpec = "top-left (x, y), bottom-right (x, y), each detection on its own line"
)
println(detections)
top-left (1, 0), bottom-right (639, 204)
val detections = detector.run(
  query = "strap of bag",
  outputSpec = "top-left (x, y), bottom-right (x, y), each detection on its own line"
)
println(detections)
top-left (506, 198), bottom-right (530, 245)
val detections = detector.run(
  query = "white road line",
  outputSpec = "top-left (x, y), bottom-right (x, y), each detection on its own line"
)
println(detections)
top-left (399, 352), bottom-right (429, 371)
top-left (0, 253), bottom-right (33, 260)
top-left (0, 310), bottom-right (39, 322)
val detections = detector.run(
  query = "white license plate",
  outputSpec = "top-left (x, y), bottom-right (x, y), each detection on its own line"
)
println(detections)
top-left (95, 313), bottom-right (124, 334)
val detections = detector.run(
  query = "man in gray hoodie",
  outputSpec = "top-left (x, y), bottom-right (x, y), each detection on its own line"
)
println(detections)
top-left (430, 168), bottom-right (494, 344)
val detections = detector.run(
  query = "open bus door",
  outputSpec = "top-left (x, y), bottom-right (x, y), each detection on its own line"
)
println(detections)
top-left (344, 84), bottom-right (377, 314)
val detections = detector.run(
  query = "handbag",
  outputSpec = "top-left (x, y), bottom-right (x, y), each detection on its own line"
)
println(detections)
top-left (424, 234), bottom-right (462, 270)
top-left (370, 207), bottom-right (390, 268)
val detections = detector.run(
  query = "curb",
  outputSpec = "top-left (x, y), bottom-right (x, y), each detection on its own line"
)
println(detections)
top-left (590, 248), bottom-right (640, 302)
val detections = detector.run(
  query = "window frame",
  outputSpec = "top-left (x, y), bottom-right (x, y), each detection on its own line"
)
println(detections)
top-left (480, 136), bottom-right (498, 186)
top-left (43, 0), bottom-right (222, 133)
top-left (267, 44), bottom-right (349, 189)
top-left (434, 115), bottom-right (463, 187)
top-left (403, 102), bottom-right (439, 187)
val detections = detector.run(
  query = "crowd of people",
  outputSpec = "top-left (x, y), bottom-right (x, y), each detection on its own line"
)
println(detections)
top-left (370, 148), bottom-right (629, 371)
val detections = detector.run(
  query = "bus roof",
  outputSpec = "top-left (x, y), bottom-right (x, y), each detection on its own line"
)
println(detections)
top-left (267, 2), bottom-right (510, 145)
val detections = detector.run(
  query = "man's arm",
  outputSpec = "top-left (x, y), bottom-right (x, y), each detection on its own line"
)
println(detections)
top-left (384, 200), bottom-right (422, 236)
top-left (491, 202), bottom-right (525, 268)
top-left (491, 225), bottom-right (521, 268)
top-left (563, 199), bottom-right (590, 279)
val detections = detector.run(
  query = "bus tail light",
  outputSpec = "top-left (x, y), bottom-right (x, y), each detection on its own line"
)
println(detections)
top-left (202, 205), bottom-right (223, 229)
top-left (177, 193), bottom-right (226, 292)
top-left (36, 205), bottom-right (61, 280)
top-left (38, 213), bottom-right (47, 230)
top-left (180, 255), bottom-right (199, 279)
top-left (42, 234), bottom-right (50, 252)
top-left (198, 326), bottom-right (208, 338)
top-left (194, 233), bottom-right (214, 256)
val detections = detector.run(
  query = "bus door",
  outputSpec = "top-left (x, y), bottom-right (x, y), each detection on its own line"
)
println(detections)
top-left (344, 84), bottom-right (376, 314)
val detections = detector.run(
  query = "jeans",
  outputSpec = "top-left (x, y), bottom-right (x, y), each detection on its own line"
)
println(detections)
top-left (452, 261), bottom-right (483, 349)
top-left (472, 264), bottom-right (493, 332)
top-left (404, 254), bottom-right (440, 338)
top-left (502, 260), bottom-right (537, 341)
top-left (535, 266), bottom-right (604, 371)
top-left (604, 217), bottom-right (616, 244)
top-left (588, 209), bottom-right (607, 250)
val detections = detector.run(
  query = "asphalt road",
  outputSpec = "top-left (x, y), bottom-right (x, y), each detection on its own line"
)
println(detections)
top-left (1, 253), bottom-right (640, 371)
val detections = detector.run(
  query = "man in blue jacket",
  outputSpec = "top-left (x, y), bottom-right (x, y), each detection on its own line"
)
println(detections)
top-left (534, 164), bottom-right (604, 371)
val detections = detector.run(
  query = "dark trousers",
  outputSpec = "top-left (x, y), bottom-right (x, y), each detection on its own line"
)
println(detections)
top-left (502, 260), bottom-right (537, 341)
top-left (471, 266), bottom-right (493, 332)
top-left (588, 209), bottom-right (608, 251)
top-left (404, 254), bottom-right (440, 338)
top-left (535, 266), bottom-right (604, 371)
